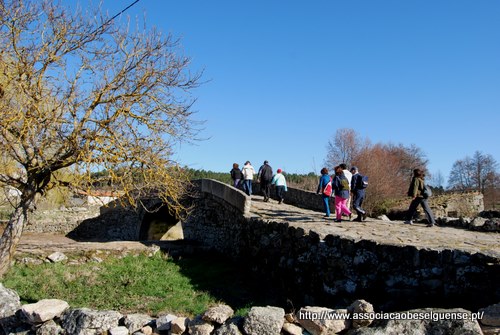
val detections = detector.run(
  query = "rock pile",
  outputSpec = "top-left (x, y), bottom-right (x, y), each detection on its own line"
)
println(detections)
top-left (436, 216), bottom-right (500, 232)
top-left (1, 284), bottom-right (499, 335)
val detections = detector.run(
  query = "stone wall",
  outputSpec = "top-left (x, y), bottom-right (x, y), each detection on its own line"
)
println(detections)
top-left (430, 192), bottom-right (484, 217)
top-left (22, 202), bottom-right (141, 241)
top-left (24, 207), bottom-right (101, 234)
top-left (183, 182), bottom-right (500, 313)
top-left (24, 198), bottom-right (172, 242)
top-left (253, 182), bottom-right (333, 212)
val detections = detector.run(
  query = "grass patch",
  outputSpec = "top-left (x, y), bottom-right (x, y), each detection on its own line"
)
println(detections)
top-left (3, 252), bottom-right (285, 317)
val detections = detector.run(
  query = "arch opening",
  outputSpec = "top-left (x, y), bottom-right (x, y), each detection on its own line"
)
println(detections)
top-left (139, 205), bottom-right (183, 241)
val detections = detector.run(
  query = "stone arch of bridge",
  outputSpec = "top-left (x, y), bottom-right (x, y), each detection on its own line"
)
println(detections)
top-left (138, 202), bottom-right (181, 241)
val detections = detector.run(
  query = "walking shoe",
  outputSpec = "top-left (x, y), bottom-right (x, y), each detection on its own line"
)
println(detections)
top-left (404, 220), bottom-right (413, 225)
top-left (362, 212), bottom-right (367, 221)
top-left (426, 223), bottom-right (435, 227)
top-left (334, 219), bottom-right (342, 223)
top-left (354, 216), bottom-right (363, 222)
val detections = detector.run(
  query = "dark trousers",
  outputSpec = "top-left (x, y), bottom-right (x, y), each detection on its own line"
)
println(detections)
top-left (352, 190), bottom-right (366, 216)
top-left (406, 197), bottom-right (435, 224)
top-left (261, 179), bottom-right (272, 200)
top-left (275, 186), bottom-right (285, 202)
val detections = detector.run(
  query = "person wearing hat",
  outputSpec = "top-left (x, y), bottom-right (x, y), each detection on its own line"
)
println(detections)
top-left (271, 168), bottom-right (288, 204)
top-left (257, 160), bottom-right (273, 202)
top-left (350, 166), bottom-right (367, 222)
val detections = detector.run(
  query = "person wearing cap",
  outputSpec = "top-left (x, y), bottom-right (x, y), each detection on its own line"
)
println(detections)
top-left (257, 160), bottom-right (273, 202)
top-left (350, 166), bottom-right (367, 222)
top-left (271, 168), bottom-right (288, 204)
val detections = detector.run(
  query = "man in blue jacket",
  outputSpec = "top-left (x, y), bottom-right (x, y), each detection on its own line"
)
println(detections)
top-left (350, 166), bottom-right (367, 222)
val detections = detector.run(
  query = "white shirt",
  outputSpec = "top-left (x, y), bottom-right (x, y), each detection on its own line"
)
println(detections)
top-left (343, 169), bottom-right (353, 189)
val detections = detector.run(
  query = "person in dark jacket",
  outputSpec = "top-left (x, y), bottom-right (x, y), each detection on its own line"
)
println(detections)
top-left (230, 163), bottom-right (243, 188)
top-left (404, 168), bottom-right (436, 227)
top-left (316, 167), bottom-right (332, 218)
top-left (332, 165), bottom-right (352, 223)
top-left (350, 166), bottom-right (367, 222)
top-left (257, 160), bottom-right (273, 202)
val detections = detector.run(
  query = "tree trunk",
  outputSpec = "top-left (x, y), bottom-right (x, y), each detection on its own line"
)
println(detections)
top-left (0, 192), bottom-right (36, 278)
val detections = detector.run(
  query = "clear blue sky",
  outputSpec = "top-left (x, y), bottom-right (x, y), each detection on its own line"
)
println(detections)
top-left (99, 0), bottom-right (500, 184)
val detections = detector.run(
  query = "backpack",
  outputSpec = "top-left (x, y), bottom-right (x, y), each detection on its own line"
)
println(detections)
top-left (323, 177), bottom-right (333, 197)
top-left (340, 177), bottom-right (350, 191)
top-left (356, 174), bottom-right (368, 189)
top-left (422, 184), bottom-right (432, 198)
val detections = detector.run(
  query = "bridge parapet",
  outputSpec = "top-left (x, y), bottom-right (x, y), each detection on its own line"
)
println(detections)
top-left (200, 179), bottom-right (251, 215)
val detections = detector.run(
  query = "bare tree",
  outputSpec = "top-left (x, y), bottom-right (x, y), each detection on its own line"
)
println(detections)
top-left (448, 151), bottom-right (498, 193)
top-left (325, 128), bottom-right (368, 170)
top-left (429, 170), bottom-right (445, 189)
top-left (0, 0), bottom-right (202, 276)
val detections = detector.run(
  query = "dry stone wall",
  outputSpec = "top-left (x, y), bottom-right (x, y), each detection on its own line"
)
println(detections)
top-left (24, 207), bottom-right (100, 234)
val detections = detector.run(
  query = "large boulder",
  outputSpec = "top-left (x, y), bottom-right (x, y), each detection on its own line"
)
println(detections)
top-left (61, 308), bottom-right (122, 335)
top-left (348, 299), bottom-right (375, 329)
top-left (297, 306), bottom-right (350, 335)
top-left (346, 308), bottom-right (483, 335)
top-left (187, 315), bottom-right (214, 335)
top-left (479, 303), bottom-right (500, 327)
top-left (36, 319), bottom-right (63, 335)
top-left (156, 314), bottom-right (177, 332)
top-left (0, 283), bottom-right (22, 334)
top-left (122, 313), bottom-right (154, 333)
top-left (242, 306), bottom-right (285, 335)
top-left (202, 305), bottom-right (234, 325)
top-left (213, 317), bottom-right (243, 335)
top-left (21, 299), bottom-right (70, 324)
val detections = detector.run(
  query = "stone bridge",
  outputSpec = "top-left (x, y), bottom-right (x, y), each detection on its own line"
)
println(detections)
top-left (179, 179), bottom-right (499, 312)
top-left (23, 178), bottom-right (500, 313)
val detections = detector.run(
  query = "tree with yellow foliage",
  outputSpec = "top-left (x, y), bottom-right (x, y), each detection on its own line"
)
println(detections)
top-left (0, 0), bottom-right (202, 276)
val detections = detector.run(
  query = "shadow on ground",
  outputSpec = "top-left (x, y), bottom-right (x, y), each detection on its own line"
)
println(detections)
top-left (171, 252), bottom-right (294, 313)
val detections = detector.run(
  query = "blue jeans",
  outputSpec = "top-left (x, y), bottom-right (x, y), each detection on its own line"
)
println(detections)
top-left (243, 180), bottom-right (253, 195)
top-left (322, 195), bottom-right (331, 217)
top-left (352, 190), bottom-right (366, 215)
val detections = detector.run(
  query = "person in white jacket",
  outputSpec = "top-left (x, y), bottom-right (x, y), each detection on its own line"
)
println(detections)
top-left (241, 161), bottom-right (256, 196)
top-left (271, 168), bottom-right (288, 204)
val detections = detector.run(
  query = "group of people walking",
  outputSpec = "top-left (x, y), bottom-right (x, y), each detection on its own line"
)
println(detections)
top-left (317, 164), bottom-right (367, 222)
top-left (230, 161), bottom-right (288, 204)
top-left (231, 161), bottom-right (436, 227)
